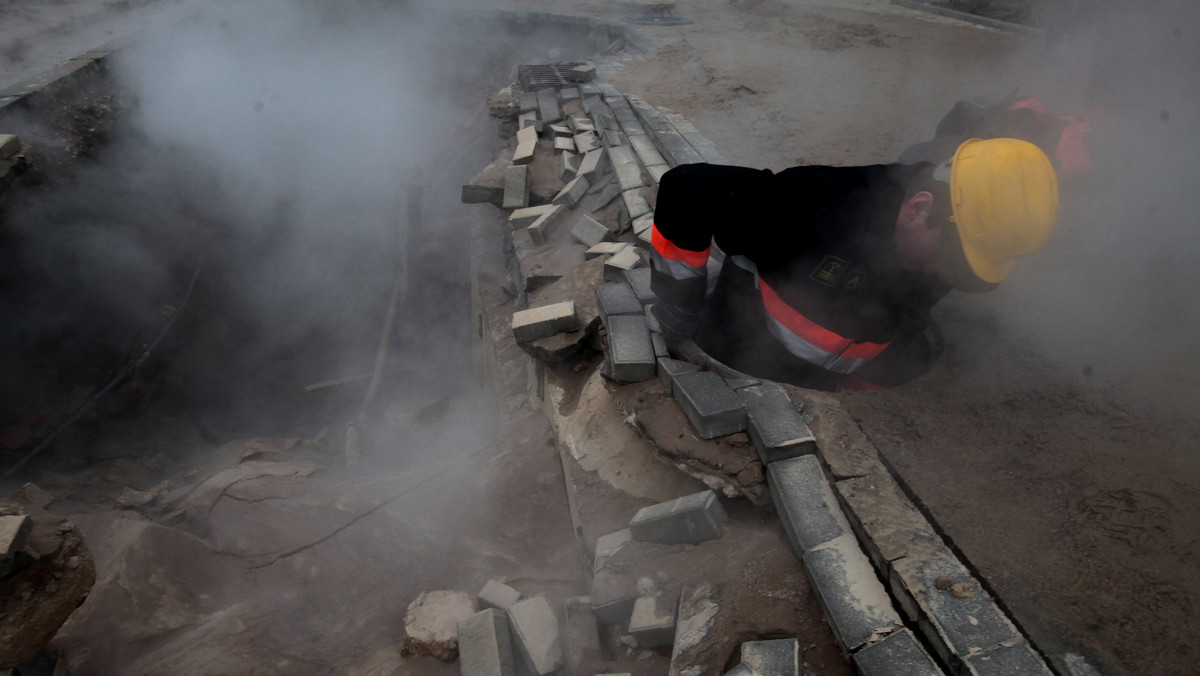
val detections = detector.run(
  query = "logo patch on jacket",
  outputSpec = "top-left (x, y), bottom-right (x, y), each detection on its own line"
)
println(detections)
top-left (810, 255), bottom-right (848, 286)
top-left (844, 269), bottom-right (867, 291)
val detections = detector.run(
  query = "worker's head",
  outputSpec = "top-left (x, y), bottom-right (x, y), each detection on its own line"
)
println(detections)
top-left (895, 138), bottom-right (1059, 292)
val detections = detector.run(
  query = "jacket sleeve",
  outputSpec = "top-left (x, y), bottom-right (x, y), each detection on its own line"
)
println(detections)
top-left (649, 163), bottom-right (772, 337)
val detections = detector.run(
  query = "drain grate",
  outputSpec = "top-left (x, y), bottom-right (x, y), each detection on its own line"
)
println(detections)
top-left (519, 64), bottom-right (585, 91)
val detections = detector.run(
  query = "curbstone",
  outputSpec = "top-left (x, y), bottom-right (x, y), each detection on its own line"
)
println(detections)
top-left (741, 638), bottom-right (800, 676)
top-left (605, 314), bottom-right (656, 382)
top-left (629, 489), bottom-right (727, 545)
top-left (803, 534), bottom-right (904, 652)
top-left (507, 595), bottom-right (563, 676)
top-left (607, 146), bottom-right (644, 192)
top-left (596, 282), bottom-right (643, 321)
top-left (603, 247), bottom-right (642, 282)
top-left (852, 628), bottom-right (945, 676)
top-left (629, 133), bottom-right (668, 168)
top-left (670, 371), bottom-right (747, 439)
top-left (571, 214), bottom-right (614, 248)
top-left (888, 541), bottom-right (1024, 671)
top-left (623, 268), bottom-right (656, 306)
top-left (459, 608), bottom-right (517, 676)
top-left (629, 595), bottom-right (677, 647)
top-left (835, 472), bottom-right (941, 573)
top-left (962, 641), bottom-right (1054, 676)
top-left (514, 125), bottom-right (538, 165)
top-left (553, 175), bottom-right (590, 207)
top-left (479, 580), bottom-right (522, 610)
top-left (739, 384), bottom-right (817, 465)
top-left (767, 454), bottom-right (853, 555)
top-left (502, 165), bottom-right (530, 209)
top-left (512, 301), bottom-right (579, 342)
top-left (651, 331), bottom-right (668, 360)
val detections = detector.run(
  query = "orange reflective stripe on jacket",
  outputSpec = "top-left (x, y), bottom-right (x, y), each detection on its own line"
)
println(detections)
top-left (759, 280), bottom-right (891, 374)
top-left (651, 223), bottom-right (710, 273)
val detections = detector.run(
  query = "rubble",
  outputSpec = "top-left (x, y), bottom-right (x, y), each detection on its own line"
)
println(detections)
top-left (400, 590), bottom-right (479, 661)
top-left (629, 490), bottom-right (726, 546)
top-left (0, 516), bottom-right (96, 669)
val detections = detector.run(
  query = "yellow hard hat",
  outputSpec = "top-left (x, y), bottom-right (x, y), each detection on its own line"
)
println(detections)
top-left (942, 138), bottom-right (1059, 285)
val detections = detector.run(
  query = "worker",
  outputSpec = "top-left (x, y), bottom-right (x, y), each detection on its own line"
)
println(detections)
top-left (649, 137), bottom-right (1059, 391)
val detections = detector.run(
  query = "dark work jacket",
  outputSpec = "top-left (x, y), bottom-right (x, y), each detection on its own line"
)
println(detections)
top-left (649, 162), bottom-right (949, 391)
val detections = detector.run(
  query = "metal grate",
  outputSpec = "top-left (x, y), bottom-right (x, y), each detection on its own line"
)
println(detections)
top-left (518, 64), bottom-right (584, 91)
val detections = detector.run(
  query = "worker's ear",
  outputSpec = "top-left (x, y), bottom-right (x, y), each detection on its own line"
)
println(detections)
top-left (900, 191), bottom-right (937, 230)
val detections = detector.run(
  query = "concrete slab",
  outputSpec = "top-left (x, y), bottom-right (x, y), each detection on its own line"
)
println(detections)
top-left (803, 534), bottom-right (904, 652)
top-left (629, 490), bottom-right (726, 545)
top-left (767, 455), bottom-right (852, 555)
top-left (670, 371), bottom-right (746, 440)
top-left (738, 384), bottom-right (816, 465)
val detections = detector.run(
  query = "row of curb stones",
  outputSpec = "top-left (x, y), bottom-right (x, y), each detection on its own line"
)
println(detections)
top-left (461, 15), bottom-right (1060, 676)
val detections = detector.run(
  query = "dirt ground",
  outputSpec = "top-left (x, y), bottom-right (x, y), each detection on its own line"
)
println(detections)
top-left (3, 0), bottom-right (1199, 674)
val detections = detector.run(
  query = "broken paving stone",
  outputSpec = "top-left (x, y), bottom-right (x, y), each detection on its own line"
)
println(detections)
top-left (574, 131), bottom-right (601, 154)
top-left (621, 189), bottom-right (652, 222)
top-left (669, 583), bottom-right (725, 676)
top-left (629, 489), bottom-right (727, 545)
top-left (803, 534), bottom-right (903, 653)
top-left (507, 595), bottom-right (563, 676)
top-left (401, 590), bottom-right (479, 661)
top-left (560, 150), bottom-right (579, 181)
top-left (555, 136), bottom-right (577, 153)
top-left (479, 579), bottom-right (522, 609)
top-left (512, 301), bottom-right (579, 343)
top-left (528, 205), bottom-right (568, 245)
top-left (629, 595), bottom-right (677, 648)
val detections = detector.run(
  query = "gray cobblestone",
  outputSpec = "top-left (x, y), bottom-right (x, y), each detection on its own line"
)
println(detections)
top-left (479, 580), bottom-right (522, 610)
top-left (508, 595), bottom-right (563, 676)
top-left (458, 608), bottom-right (517, 676)
top-left (571, 214), bottom-right (614, 248)
top-left (596, 282), bottom-right (643, 320)
top-left (629, 595), bottom-right (677, 647)
top-left (606, 314), bottom-right (656, 382)
top-left (502, 165), bottom-right (529, 209)
top-left (657, 357), bottom-right (701, 389)
top-left (741, 638), bottom-right (799, 676)
top-left (739, 384), bottom-right (816, 465)
top-left (630, 489), bottom-right (727, 545)
top-left (514, 125), bottom-right (537, 165)
top-left (623, 268), bottom-right (656, 306)
top-left (603, 246), bottom-right (642, 282)
top-left (671, 370), bottom-right (746, 439)
top-left (512, 301), bottom-right (578, 342)
top-left (553, 175), bottom-right (590, 207)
